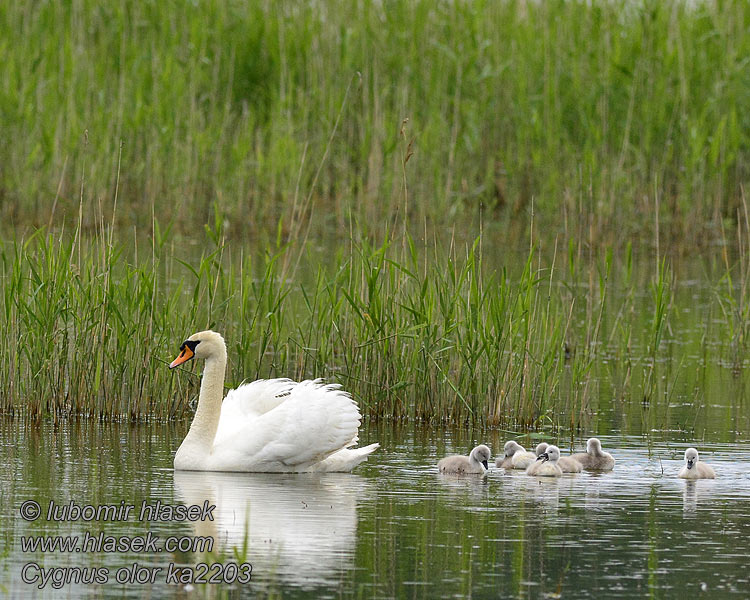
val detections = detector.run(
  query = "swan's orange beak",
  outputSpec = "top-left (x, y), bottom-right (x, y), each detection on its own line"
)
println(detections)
top-left (169, 345), bottom-right (195, 369)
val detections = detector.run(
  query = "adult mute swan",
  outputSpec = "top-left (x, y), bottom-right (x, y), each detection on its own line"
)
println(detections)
top-left (678, 448), bottom-right (716, 479)
top-left (169, 330), bottom-right (379, 472)
top-left (570, 438), bottom-right (615, 471)
top-left (438, 445), bottom-right (491, 474)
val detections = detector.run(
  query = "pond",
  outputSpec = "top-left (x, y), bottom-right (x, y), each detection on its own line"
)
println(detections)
top-left (2, 419), bottom-right (749, 598)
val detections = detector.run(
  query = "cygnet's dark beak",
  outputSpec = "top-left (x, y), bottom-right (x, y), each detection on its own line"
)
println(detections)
top-left (539, 452), bottom-right (550, 463)
top-left (687, 459), bottom-right (694, 469)
top-left (482, 460), bottom-right (489, 470)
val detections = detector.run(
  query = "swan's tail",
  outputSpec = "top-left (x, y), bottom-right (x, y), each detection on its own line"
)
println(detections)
top-left (316, 443), bottom-right (380, 472)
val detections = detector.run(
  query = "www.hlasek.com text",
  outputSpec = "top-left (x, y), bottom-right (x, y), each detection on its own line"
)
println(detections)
top-left (21, 531), bottom-right (213, 554)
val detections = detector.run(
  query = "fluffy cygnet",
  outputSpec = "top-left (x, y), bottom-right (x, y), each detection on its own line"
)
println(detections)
top-left (438, 444), bottom-right (491, 474)
top-left (558, 455), bottom-right (583, 473)
top-left (512, 447), bottom-right (538, 469)
top-left (570, 438), bottom-right (615, 471)
top-left (678, 448), bottom-right (716, 479)
top-left (497, 441), bottom-right (536, 469)
top-left (536, 442), bottom-right (581, 472)
top-left (496, 440), bottom-right (528, 469)
top-left (526, 445), bottom-right (563, 477)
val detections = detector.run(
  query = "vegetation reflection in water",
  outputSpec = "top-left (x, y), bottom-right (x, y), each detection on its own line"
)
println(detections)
top-left (2, 420), bottom-right (749, 599)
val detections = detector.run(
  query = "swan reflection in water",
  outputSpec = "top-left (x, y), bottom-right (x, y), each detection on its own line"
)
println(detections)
top-left (173, 470), bottom-right (370, 587)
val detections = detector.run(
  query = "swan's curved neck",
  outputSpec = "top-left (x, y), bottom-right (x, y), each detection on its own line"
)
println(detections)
top-left (177, 352), bottom-right (227, 461)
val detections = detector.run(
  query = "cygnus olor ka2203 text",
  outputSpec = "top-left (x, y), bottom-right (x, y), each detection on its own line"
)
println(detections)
top-left (169, 330), bottom-right (379, 472)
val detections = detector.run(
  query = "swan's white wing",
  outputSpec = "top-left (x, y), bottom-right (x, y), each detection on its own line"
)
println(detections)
top-left (215, 378), bottom-right (297, 442)
top-left (209, 379), bottom-right (363, 471)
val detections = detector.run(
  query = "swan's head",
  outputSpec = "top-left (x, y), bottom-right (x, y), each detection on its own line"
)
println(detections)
top-left (684, 447), bottom-right (699, 470)
top-left (587, 438), bottom-right (603, 455)
top-left (504, 440), bottom-right (524, 457)
top-left (470, 445), bottom-right (491, 470)
top-left (169, 330), bottom-right (226, 368)
top-left (538, 445), bottom-right (560, 463)
top-left (535, 442), bottom-right (549, 457)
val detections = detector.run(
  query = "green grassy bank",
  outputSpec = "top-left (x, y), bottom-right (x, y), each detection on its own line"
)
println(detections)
top-left (1, 0), bottom-right (749, 239)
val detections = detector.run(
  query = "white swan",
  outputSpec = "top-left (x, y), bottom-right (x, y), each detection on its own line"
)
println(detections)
top-left (570, 438), bottom-right (615, 471)
top-left (496, 440), bottom-right (536, 469)
top-left (438, 445), bottom-right (491, 474)
top-left (678, 448), bottom-right (716, 479)
top-left (526, 445), bottom-right (563, 477)
top-left (169, 330), bottom-right (379, 472)
top-left (536, 442), bottom-right (582, 473)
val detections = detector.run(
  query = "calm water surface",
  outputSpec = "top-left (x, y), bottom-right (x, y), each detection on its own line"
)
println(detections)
top-left (1, 420), bottom-right (749, 599)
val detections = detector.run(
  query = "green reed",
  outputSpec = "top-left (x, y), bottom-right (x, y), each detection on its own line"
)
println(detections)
top-left (713, 193), bottom-right (750, 373)
top-left (2, 0), bottom-right (749, 240)
top-left (7, 211), bottom-right (730, 430)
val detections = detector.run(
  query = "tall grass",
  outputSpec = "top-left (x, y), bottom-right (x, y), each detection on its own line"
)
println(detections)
top-left (1, 0), bottom-right (749, 239)
top-left (2, 210), bottom-right (746, 430)
top-left (5, 225), bottom-right (566, 424)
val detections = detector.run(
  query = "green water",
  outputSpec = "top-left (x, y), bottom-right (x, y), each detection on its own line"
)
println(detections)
top-left (2, 419), bottom-right (749, 599)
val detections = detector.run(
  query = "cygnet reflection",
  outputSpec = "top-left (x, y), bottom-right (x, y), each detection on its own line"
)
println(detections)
top-left (683, 480), bottom-right (698, 515)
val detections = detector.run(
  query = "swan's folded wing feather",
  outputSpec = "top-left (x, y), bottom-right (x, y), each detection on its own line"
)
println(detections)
top-left (215, 379), bottom-right (297, 441)
top-left (211, 380), bottom-right (363, 471)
